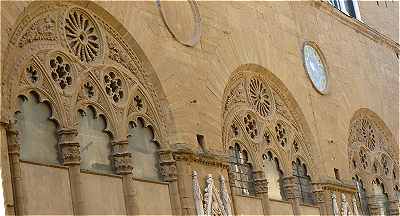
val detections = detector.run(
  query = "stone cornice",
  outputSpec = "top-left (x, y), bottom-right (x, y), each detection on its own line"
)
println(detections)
top-left (171, 147), bottom-right (230, 169)
top-left (313, 180), bottom-right (357, 193)
top-left (314, 1), bottom-right (399, 53)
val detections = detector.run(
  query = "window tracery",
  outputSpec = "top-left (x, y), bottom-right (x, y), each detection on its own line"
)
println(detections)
top-left (349, 110), bottom-right (398, 215)
top-left (104, 71), bottom-right (124, 103)
top-left (293, 158), bottom-right (314, 205)
top-left (26, 65), bottom-right (39, 83)
top-left (243, 113), bottom-right (258, 139)
top-left (64, 8), bottom-right (101, 63)
top-left (275, 121), bottom-right (288, 147)
top-left (223, 68), bottom-right (315, 203)
top-left (49, 55), bottom-right (73, 89)
top-left (228, 143), bottom-right (255, 196)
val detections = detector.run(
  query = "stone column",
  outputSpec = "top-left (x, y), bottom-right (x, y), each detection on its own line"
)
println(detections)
top-left (6, 122), bottom-right (24, 215)
top-left (282, 176), bottom-right (302, 215)
top-left (366, 194), bottom-right (381, 215)
top-left (253, 170), bottom-right (270, 215)
top-left (112, 140), bottom-right (138, 216)
top-left (388, 190), bottom-right (400, 215)
top-left (57, 128), bottom-right (83, 215)
top-left (312, 184), bottom-right (327, 215)
top-left (159, 150), bottom-right (182, 215)
top-left (175, 154), bottom-right (195, 215)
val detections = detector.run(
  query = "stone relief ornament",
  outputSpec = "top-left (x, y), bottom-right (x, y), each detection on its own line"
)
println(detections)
top-left (352, 196), bottom-right (360, 216)
top-left (248, 78), bottom-right (273, 118)
top-left (340, 193), bottom-right (351, 216)
top-left (18, 15), bottom-right (57, 48)
top-left (331, 193), bottom-right (340, 216)
top-left (64, 7), bottom-right (102, 63)
top-left (192, 171), bottom-right (233, 216)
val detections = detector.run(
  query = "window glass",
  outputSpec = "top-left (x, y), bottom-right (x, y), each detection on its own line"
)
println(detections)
top-left (128, 118), bottom-right (160, 180)
top-left (229, 144), bottom-right (255, 196)
top-left (78, 107), bottom-right (112, 173)
top-left (15, 93), bottom-right (58, 164)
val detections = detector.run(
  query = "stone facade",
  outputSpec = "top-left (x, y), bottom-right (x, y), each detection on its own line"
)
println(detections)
top-left (0, 1), bottom-right (398, 215)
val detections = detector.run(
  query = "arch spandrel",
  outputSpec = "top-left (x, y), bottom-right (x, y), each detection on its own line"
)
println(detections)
top-left (2, 1), bottom-right (173, 148)
top-left (222, 64), bottom-right (318, 179)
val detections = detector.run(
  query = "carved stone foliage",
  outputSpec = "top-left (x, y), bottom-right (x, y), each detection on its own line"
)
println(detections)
top-left (18, 15), bottom-right (57, 48)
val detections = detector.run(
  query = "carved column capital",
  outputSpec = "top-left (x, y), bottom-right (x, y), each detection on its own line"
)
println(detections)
top-left (159, 150), bottom-right (177, 182)
top-left (254, 178), bottom-right (269, 195)
top-left (57, 128), bottom-right (80, 165)
top-left (112, 140), bottom-right (133, 174)
top-left (6, 122), bottom-right (20, 156)
top-left (282, 176), bottom-right (301, 200)
top-left (389, 199), bottom-right (400, 215)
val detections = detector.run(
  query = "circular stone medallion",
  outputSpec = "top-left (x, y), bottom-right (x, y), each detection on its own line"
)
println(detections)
top-left (158, 0), bottom-right (201, 46)
top-left (303, 42), bottom-right (328, 94)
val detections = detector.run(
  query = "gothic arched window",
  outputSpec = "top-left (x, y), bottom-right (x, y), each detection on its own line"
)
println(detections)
top-left (14, 92), bottom-right (59, 164)
top-left (128, 117), bottom-right (160, 181)
top-left (353, 175), bottom-right (370, 215)
top-left (262, 151), bottom-right (285, 200)
top-left (78, 106), bottom-right (112, 173)
top-left (293, 158), bottom-right (314, 205)
top-left (229, 143), bottom-right (255, 196)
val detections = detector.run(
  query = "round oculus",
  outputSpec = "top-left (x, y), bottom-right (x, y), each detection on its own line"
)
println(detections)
top-left (303, 43), bottom-right (328, 94)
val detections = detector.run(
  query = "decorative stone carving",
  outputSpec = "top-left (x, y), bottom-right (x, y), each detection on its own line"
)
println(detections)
top-left (254, 178), bottom-right (269, 194)
top-left (112, 140), bottom-right (133, 174)
top-left (83, 81), bottom-right (95, 98)
top-left (26, 65), bottom-right (39, 84)
top-left (340, 193), bottom-right (351, 216)
top-left (224, 82), bottom-right (246, 111)
top-left (350, 117), bottom-right (384, 151)
top-left (18, 15), bottom-right (57, 48)
top-left (159, 151), bottom-right (178, 182)
top-left (331, 193), bottom-right (340, 216)
top-left (192, 171), bottom-right (233, 216)
top-left (275, 121), bottom-right (288, 147)
top-left (352, 196), bottom-right (360, 216)
top-left (57, 128), bottom-right (80, 165)
top-left (104, 71), bottom-right (124, 103)
top-left (282, 176), bottom-right (300, 200)
top-left (6, 122), bottom-right (20, 156)
top-left (64, 8), bottom-right (102, 63)
top-left (49, 55), bottom-right (73, 89)
top-left (243, 113), bottom-right (258, 139)
top-left (248, 78), bottom-right (273, 118)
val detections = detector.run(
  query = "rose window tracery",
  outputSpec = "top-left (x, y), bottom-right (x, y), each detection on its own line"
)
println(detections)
top-left (360, 119), bottom-right (378, 151)
top-left (65, 8), bottom-right (100, 63)
top-left (275, 122), bottom-right (288, 147)
top-left (49, 55), bottom-right (72, 89)
top-left (248, 78), bottom-right (273, 118)
top-left (243, 114), bottom-right (258, 139)
top-left (104, 71), bottom-right (124, 103)
top-left (26, 65), bottom-right (39, 83)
